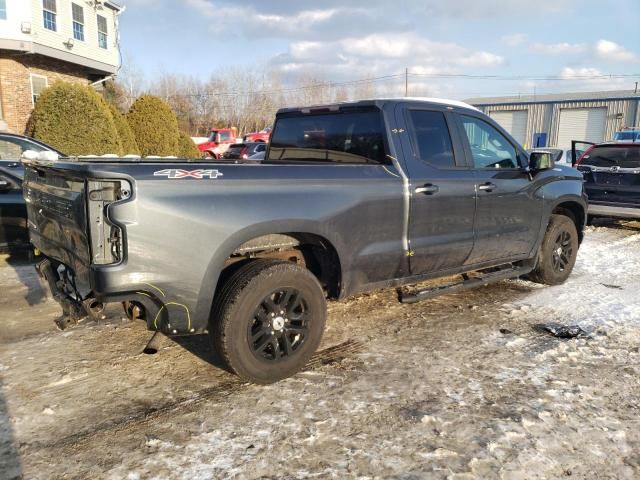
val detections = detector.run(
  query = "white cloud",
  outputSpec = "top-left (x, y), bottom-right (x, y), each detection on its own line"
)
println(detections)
top-left (530, 42), bottom-right (587, 55)
top-left (559, 67), bottom-right (626, 92)
top-left (501, 33), bottom-right (528, 47)
top-left (560, 67), bottom-right (604, 78)
top-left (595, 39), bottom-right (639, 63)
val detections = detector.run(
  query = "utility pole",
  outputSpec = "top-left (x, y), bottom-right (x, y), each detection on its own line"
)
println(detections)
top-left (405, 68), bottom-right (408, 97)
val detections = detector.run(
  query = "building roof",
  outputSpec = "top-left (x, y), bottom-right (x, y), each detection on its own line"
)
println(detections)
top-left (466, 89), bottom-right (640, 106)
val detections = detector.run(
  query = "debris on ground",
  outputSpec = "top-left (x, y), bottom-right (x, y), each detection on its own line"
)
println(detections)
top-left (600, 283), bottom-right (623, 290)
top-left (499, 328), bottom-right (513, 335)
top-left (536, 322), bottom-right (587, 339)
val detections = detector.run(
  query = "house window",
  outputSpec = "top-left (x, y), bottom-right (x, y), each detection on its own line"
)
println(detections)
top-left (30, 75), bottom-right (48, 105)
top-left (72, 3), bottom-right (84, 41)
top-left (97, 15), bottom-right (108, 49)
top-left (0, 0), bottom-right (7, 20)
top-left (43, 0), bottom-right (56, 31)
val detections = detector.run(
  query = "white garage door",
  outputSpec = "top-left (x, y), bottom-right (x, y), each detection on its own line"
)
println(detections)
top-left (556, 108), bottom-right (606, 147)
top-left (489, 110), bottom-right (528, 145)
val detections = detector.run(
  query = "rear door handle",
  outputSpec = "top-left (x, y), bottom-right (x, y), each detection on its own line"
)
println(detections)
top-left (478, 182), bottom-right (496, 192)
top-left (415, 184), bottom-right (439, 195)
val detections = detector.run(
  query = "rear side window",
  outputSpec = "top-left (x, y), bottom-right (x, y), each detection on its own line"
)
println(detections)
top-left (582, 146), bottom-right (640, 168)
top-left (408, 110), bottom-right (455, 168)
top-left (269, 109), bottom-right (388, 164)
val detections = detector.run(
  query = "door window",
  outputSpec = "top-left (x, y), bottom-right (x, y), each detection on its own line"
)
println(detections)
top-left (0, 137), bottom-right (47, 161)
top-left (461, 115), bottom-right (519, 169)
top-left (408, 110), bottom-right (456, 168)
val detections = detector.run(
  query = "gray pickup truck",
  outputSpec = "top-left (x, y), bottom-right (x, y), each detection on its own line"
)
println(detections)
top-left (23, 98), bottom-right (587, 383)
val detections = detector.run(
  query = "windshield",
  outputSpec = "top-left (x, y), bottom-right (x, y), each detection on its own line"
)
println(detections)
top-left (207, 131), bottom-right (217, 142)
top-left (268, 108), bottom-right (388, 164)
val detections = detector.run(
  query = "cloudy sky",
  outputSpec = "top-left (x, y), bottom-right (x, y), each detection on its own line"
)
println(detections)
top-left (119, 0), bottom-right (640, 99)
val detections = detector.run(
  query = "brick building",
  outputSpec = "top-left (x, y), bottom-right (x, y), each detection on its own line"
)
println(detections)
top-left (0, 0), bottom-right (122, 133)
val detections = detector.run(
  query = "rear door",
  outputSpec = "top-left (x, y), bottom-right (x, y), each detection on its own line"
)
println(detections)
top-left (455, 113), bottom-right (542, 264)
top-left (577, 145), bottom-right (640, 207)
top-left (396, 104), bottom-right (476, 274)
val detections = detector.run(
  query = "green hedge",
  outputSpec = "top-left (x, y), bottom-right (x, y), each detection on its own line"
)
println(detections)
top-left (27, 82), bottom-right (122, 156)
top-left (178, 131), bottom-right (201, 158)
top-left (127, 95), bottom-right (180, 156)
top-left (107, 103), bottom-right (140, 156)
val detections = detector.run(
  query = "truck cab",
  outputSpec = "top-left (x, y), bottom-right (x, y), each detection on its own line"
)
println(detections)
top-left (197, 128), bottom-right (237, 158)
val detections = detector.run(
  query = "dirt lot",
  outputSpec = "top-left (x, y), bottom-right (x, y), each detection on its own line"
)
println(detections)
top-left (1, 223), bottom-right (639, 479)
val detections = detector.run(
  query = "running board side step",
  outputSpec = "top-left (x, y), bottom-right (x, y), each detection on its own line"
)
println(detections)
top-left (397, 263), bottom-right (533, 304)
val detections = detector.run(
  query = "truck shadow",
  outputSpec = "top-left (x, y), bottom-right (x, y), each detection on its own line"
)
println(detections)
top-left (0, 378), bottom-right (22, 480)
top-left (3, 249), bottom-right (47, 306)
top-left (169, 334), bottom-right (232, 373)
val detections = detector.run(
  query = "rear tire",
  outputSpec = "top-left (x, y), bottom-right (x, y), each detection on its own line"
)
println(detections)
top-left (210, 259), bottom-right (326, 384)
top-left (528, 214), bottom-right (578, 285)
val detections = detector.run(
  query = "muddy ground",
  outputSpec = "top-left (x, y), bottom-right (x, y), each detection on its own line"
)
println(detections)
top-left (1, 222), bottom-right (639, 479)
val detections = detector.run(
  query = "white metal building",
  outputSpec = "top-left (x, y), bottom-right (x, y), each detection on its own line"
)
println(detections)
top-left (466, 90), bottom-right (640, 149)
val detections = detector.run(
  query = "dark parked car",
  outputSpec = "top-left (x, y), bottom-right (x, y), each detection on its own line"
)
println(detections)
top-left (222, 142), bottom-right (267, 160)
top-left (23, 98), bottom-right (586, 383)
top-left (0, 133), bottom-right (62, 252)
top-left (575, 142), bottom-right (640, 220)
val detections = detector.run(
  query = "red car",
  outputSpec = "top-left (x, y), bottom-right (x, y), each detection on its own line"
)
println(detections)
top-left (197, 128), bottom-right (237, 158)
top-left (243, 126), bottom-right (272, 143)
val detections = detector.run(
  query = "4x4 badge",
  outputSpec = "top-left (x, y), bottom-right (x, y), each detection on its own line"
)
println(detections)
top-left (609, 166), bottom-right (620, 173)
top-left (154, 169), bottom-right (223, 179)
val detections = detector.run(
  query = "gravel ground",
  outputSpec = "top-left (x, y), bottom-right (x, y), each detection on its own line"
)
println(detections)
top-left (1, 223), bottom-right (639, 479)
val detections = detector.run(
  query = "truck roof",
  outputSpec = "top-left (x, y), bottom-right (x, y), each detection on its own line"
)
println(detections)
top-left (276, 97), bottom-right (481, 115)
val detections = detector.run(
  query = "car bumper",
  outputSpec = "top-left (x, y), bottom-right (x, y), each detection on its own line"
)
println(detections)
top-left (588, 203), bottom-right (640, 219)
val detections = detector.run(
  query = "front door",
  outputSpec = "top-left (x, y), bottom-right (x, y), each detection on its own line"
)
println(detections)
top-left (396, 105), bottom-right (477, 274)
top-left (455, 114), bottom-right (543, 264)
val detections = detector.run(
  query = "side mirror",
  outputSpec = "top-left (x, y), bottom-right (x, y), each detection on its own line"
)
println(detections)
top-left (529, 151), bottom-right (554, 172)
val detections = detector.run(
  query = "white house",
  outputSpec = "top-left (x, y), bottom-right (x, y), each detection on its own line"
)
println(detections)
top-left (0, 0), bottom-right (123, 133)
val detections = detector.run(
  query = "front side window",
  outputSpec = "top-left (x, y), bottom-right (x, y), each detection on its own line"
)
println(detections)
top-left (408, 110), bottom-right (456, 168)
top-left (43, 0), bottom-right (56, 31)
top-left (72, 3), bottom-right (84, 41)
top-left (0, 0), bottom-right (7, 20)
top-left (269, 108), bottom-right (388, 164)
top-left (30, 75), bottom-right (48, 105)
top-left (218, 131), bottom-right (231, 142)
top-left (97, 15), bottom-right (108, 49)
top-left (461, 115), bottom-right (518, 169)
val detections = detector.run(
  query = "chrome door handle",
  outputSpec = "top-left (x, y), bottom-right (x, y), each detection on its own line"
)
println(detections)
top-left (415, 184), bottom-right (439, 195)
top-left (478, 182), bottom-right (496, 192)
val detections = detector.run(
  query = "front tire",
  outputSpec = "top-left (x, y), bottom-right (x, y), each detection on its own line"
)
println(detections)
top-left (210, 259), bottom-right (326, 384)
top-left (528, 214), bottom-right (579, 285)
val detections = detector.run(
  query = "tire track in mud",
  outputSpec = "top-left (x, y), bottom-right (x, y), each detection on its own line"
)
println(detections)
top-left (24, 338), bottom-right (365, 454)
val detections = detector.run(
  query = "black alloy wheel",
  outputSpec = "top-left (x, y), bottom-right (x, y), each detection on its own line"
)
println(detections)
top-left (249, 288), bottom-right (309, 362)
